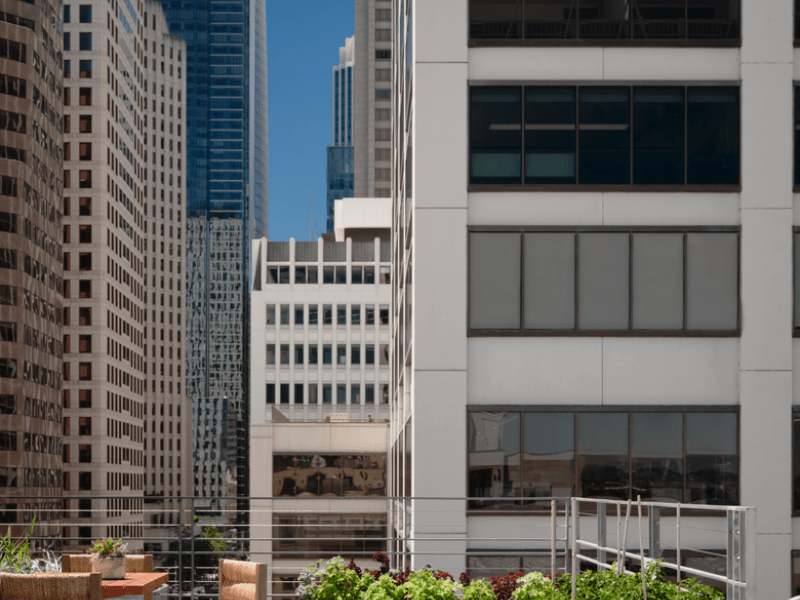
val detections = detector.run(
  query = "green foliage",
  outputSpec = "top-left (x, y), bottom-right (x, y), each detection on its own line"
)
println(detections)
top-left (91, 537), bottom-right (126, 556)
top-left (403, 570), bottom-right (460, 600)
top-left (203, 526), bottom-right (228, 559)
top-left (0, 515), bottom-right (35, 573)
top-left (463, 579), bottom-right (495, 600)
top-left (298, 557), bottom-right (724, 600)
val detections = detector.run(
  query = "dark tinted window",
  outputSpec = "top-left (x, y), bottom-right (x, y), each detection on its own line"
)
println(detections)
top-left (470, 87), bottom-right (521, 184)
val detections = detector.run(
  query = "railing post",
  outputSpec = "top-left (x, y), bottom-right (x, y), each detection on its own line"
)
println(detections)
top-left (190, 497), bottom-right (196, 600)
top-left (648, 505), bottom-right (660, 560)
top-left (744, 507), bottom-right (757, 600)
top-left (726, 509), bottom-right (734, 600)
top-left (675, 504), bottom-right (681, 584)
top-left (596, 502), bottom-right (606, 570)
top-left (550, 499), bottom-right (556, 577)
top-left (571, 497), bottom-right (577, 600)
top-left (178, 495), bottom-right (184, 596)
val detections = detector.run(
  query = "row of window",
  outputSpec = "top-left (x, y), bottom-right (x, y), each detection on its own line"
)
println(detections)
top-left (470, 229), bottom-right (738, 334)
top-left (0, 394), bottom-right (62, 422)
top-left (266, 383), bottom-right (390, 406)
top-left (266, 343), bottom-right (390, 367)
top-left (469, 0), bottom-right (740, 43)
top-left (267, 265), bottom-right (391, 285)
top-left (471, 86), bottom-right (739, 187)
top-left (468, 408), bottom-right (738, 509)
top-left (266, 304), bottom-right (390, 328)
top-left (274, 514), bottom-right (386, 558)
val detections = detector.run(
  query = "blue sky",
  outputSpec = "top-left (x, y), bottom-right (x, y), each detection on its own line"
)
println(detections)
top-left (266, 1), bottom-right (354, 241)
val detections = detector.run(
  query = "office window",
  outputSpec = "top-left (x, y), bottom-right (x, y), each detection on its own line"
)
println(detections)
top-left (309, 346), bottom-right (318, 365)
top-left (379, 305), bottom-right (389, 327)
top-left (78, 170), bottom-right (91, 187)
top-left (79, 60), bottom-right (91, 78)
top-left (64, 5), bottom-right (70, 22)
top-left (308, 266), bottom-right (318, 283)
top-left (337, 384), bottom-right (346, 405)
top-left (309, 304), bottom-right (318, 325)
top-left (294, 345), bottom-right (304, 365)
top-left (79, 33), bottom-right (91, 51)
top-left (78, 416), bottom-right (91, 435)
top-left (470, 86), bottom-right (740, 187)
top-left (336, 266), bottom-right (347, 284)
top-left (379, 344), bottom-right (389, 366)
top-left (280, 344), bottom-right (289, 366)
top-left (351, 385), bottom-right (361, 404)
top-left (79, 445), bottom-right (91, 463)
top-left (279, 266), bottom-right (289, 284)
top-left (78, 472), bottom-right (91, 491)
top-left (365, 344), bottom-right (375, 365)
top-left (469, 408), bottom-right (738, 510)
top-left (280, 304), bottom-right (290, 325)
top-left (308, 385), bottom-right (318, 404)
top-left (352, 266), bottom-right (363, 284)
top-left (294, 384), bottom-right (304, 404)
top-left (78, 335), bottom-right (91, 352)
top-left (78, 4), bottom-right (91, 22)
top-left (79, 143), bottom-right (91, 160)
top-left (352, 345), bottom-right (361, 365)
top-left (337, 305), bottom-right (347, 325)
top-left (365, 385), bottom-right (375, 404)
top-left (380, 267), bottom-right (391, 284)
top-left (351, 305), bottom-right (361, 326)
top-left (364, 266), bottom-right (375, 284)
top-left (295, 305), bottom-right (304, 326)
top-left (295, 266), bottom-right (306, 283)
top-left (280, 384), bottom-right (289, 404)
top-left (273, 457), bottom-right (386, 498)
top-left (79, 197), bottom-right (91, 215)
top-left (323, 384), bottom-right (332, 405)
top-left (266, 305), bottom-right (275, 326)
top-left (323, 305), bottom-right (332, 325)
top-left (266, 344), bottom-right (275, 366)
top-left (79, 389), bottom-right (91, 408)
top-left (267, 267), bottom-right (278, 283)
top-left (337, 345), bottom-right (347, 366)
top-left (468, 0), bottom-right (740, 42)
top-left (79, 115), bottom-right (92, 133)
top-left (64, 32), bottom-right (70, 50)
top-left (266, 384), bottom-right (275, 404)
top-left (469, 229), bottom-right (739, 334)
top-left (79, 280), bottom-right (91, 299)
top-left (323, 266), bottom-right (334, 283)
top-left (323, 345), bottom-right (332, 365)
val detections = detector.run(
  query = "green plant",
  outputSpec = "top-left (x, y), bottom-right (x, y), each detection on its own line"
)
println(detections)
top-left (0, 515), bottom-right (35, 573)
top-left (511, 572), bottom-right (556, 600)
top-left (203, 525), bottom-right (228, 560)
top-left (403, 570), bottom-right (460, 600)
top-left (91, 537), bottom-right (126, 557)
top-left (194, 515), bottom-right (200, 523)
top-left (462, 579), bottom-right (495, 600)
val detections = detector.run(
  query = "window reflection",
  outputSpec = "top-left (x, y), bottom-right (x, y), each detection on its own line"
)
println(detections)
top-left (522, 413), bottom-right (574, 503)
top-left (577, 412), bottom-right (629, 500)
top-left (273, 454), bottom-right (387, 497)
top-left (631, 413), bottom-right (683, 502)
top-left (686, 412), bottom-right (738, 504)
top-left (468, 412), bottom-right (521, 509)
top-left (274, 514), bottom-right (387, 558)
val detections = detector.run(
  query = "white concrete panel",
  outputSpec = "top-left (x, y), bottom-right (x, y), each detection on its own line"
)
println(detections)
top-left (414, 209), bottom-right (468, 371)
top-left (415, 0), bottom-right (468, 64)
top-left (740, 209), bottom-right (793, 370)
top-left (272, 423), bottom-right (388, 453)
top-left (468, 338), bottom-right (602, 404)
top-left (602, 193), bottom-right (740, 226)
top-left (603, 48), bottom-right (740, 82)
top-left (468, 48), bottom-right (604, 82)
top-left (412, 371), bottom-right (468, 534)
top-left (754, 534), bottom-right (791, 600)
top-left (740, 371), bottom-right (792, 535)
top-left (741, 0), bottom-right (794, 64)
top-left (415, 63), bottom-right (468, 209)
top-left (603, 339), bottom-right (739, 405)
top-left (741, 63), bottom-right (794, 210)
top-left (468, 193), bottom-right (603, 226)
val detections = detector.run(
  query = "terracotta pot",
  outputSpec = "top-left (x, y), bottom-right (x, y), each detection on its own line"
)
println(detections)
top-left (91, 554), bottom-right (126, 580)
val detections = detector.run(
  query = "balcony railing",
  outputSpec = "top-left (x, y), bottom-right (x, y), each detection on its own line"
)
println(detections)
top-left (0, 495), bottom-right (754, 599)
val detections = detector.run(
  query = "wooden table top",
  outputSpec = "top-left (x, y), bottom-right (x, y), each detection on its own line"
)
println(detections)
top-left (101, 572), bottom-right (169, 598)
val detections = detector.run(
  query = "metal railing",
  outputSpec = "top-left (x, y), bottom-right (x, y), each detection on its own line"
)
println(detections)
top-left (0, 495), bottom-right (753, 599)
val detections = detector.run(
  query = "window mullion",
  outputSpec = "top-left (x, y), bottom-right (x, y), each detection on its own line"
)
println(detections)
top-left (574, 232), bottom-right (580, 330)
top-left (629, 86), bottom-right (634, 185)
top-left (628, 232), bottom-right (633, 331)
top-left (683, 232), bottom-right (688, 330)
top-left (520, 86), bottom-right (525, 185)
top-left (575, 86), bottom-right (580, 184)
top-left (519, 233), bottom-right (525, 330)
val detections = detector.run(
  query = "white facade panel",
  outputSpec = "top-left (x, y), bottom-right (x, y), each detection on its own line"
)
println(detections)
top-left (602, 48), bottom-right (740, 82)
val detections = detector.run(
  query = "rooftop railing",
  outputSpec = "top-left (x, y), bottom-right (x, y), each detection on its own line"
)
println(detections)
top-left (0, 495), bottom-right (754, 599)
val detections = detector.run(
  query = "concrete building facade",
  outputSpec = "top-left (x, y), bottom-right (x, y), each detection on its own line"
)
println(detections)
top-left (61, 0), bottom-right (186, 549)
top-left (354, 0), bottom-right (392, 200)
top-left (0, 0), bottom-right (65, 540)
top-left (391, 0), bottom-right (800, 596)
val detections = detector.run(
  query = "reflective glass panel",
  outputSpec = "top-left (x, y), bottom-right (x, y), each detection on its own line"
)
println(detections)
top-left (632, 233), bottom-right (683, 329)
top-left (687, 87), bottom-right (739, 185)
top-left (578, 87), bottom-right (630, 184)
top-left (522, 413), bottom-right (575, 501)
top-left (470, 233), bottom-right (521, 329)
top-left (524, 88), bottom-right (575, 184)
top-left (577, 412), bottom-right (629, 500)
top-left (686, 412), bottom-right (738, 504)
top-left (524, 233), bottom-right (575, 329)
top-left (470, 87), bottom-right (522, 184)
top-left (578, 233), bottom-right (629, 329)
top-left (632, 87), bottom-right (684, 185)
top-left (468, 412), bottom-right (521, 509)
top-left (631, 412), bottom-right (683, 502)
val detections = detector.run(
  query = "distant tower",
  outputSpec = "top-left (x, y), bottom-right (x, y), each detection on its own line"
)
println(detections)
top-left (326, 37), bottom-right (355, 232)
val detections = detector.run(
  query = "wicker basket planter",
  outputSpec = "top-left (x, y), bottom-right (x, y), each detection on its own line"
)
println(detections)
top-left (91, 554), bottom-right (126, 580)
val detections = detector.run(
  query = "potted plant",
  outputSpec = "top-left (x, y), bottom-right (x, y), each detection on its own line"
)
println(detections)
top-left (90, 538), bottom-right (127, 580)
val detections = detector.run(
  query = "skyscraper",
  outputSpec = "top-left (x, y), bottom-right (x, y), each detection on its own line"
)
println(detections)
top-left (326, 36), bottom-right (354, 233)
top-left (0, 0), bottom-right (64, 540)
top-left (155, 0), bottom-right (268, 512)
top-left (60, 0), bottom-right (186, 548)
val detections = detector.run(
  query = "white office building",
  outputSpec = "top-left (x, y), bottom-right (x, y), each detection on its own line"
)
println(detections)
top-left (391, 0), bottom-right (800, 596)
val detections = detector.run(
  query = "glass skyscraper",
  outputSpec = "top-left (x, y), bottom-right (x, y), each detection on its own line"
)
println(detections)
top-left (156, 0), bottom-right (268, 511)
top-left (326, 36), bottom-right (354, 232)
